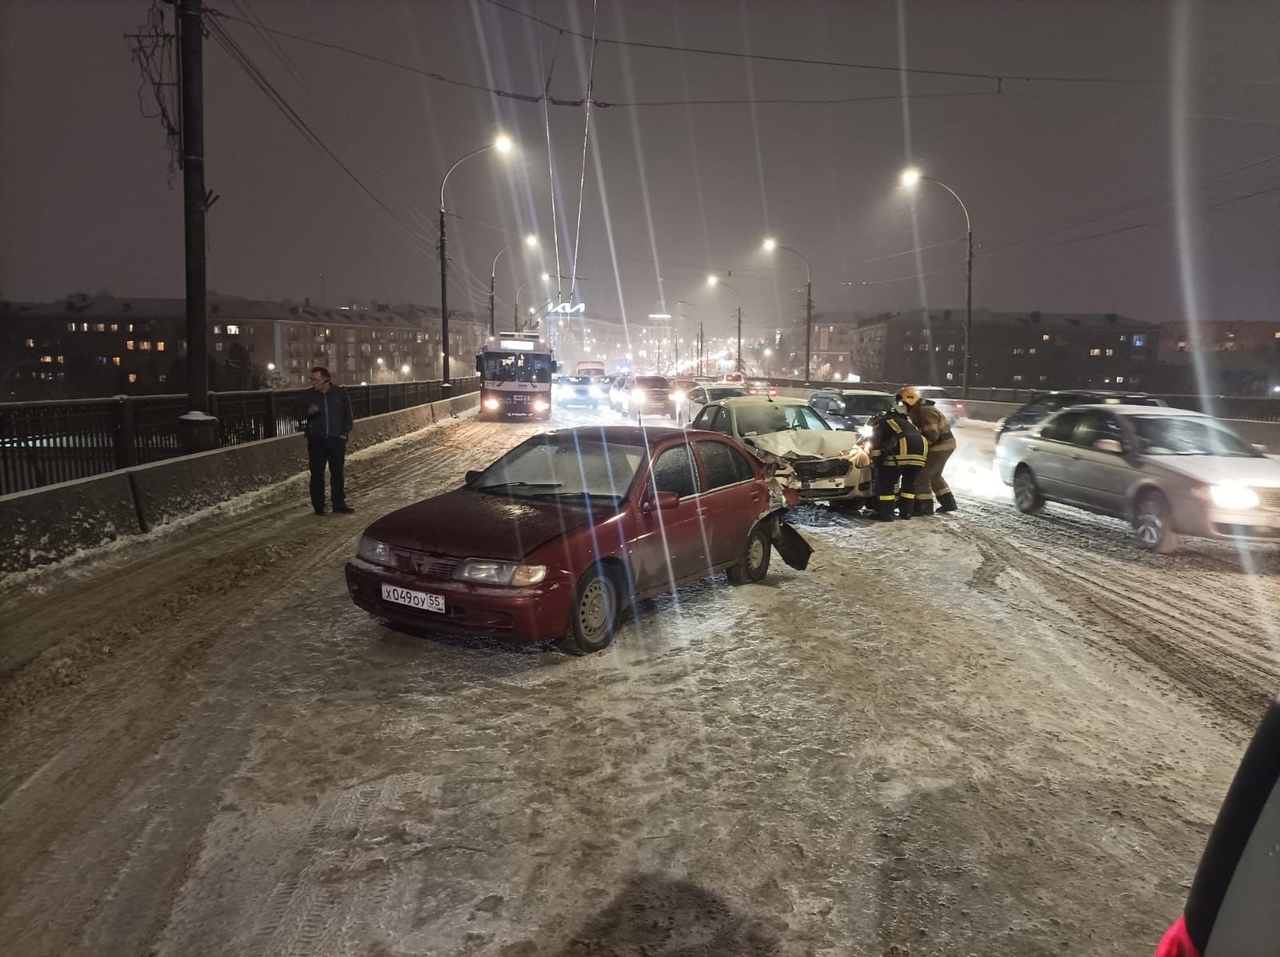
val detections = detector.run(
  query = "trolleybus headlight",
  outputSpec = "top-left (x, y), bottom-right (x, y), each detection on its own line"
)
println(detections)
top-left (533, 399), bottom-right (550, 412)
top-left (483, 398), bottom-right (501, 410)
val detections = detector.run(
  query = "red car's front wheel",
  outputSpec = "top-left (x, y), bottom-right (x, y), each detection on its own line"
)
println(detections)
top-left (558, 565), bottom-right (620, 655)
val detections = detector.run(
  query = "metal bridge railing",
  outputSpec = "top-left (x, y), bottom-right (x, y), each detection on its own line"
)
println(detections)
top-left (0, 377), bottom-right (478, 496)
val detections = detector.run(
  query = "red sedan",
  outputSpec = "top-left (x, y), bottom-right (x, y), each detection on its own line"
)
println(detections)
top-left (345, 426), bottom-right (794, 654)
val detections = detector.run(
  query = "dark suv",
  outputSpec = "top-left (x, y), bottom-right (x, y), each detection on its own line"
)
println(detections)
top-left (807, 389), bottom-right (897, 434)
top-left (995, 390), bottom-right (1167, 444)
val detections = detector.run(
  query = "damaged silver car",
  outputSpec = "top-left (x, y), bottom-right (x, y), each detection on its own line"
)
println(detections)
top-left (689, 395), bottom-right (874, 507)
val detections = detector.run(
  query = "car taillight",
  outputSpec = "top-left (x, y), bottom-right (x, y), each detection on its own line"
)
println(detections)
top-left (1154, 917), bottom-right (1199, 957)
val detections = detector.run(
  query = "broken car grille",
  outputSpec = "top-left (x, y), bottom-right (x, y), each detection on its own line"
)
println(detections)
top-left (792, 459), bottom-right (852, 480)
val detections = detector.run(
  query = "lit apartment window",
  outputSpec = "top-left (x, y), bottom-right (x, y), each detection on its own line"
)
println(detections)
top-left (1013, 374), bottom-right (1023, 382)
top-left (904, 344), bottom-right (914, 352)
top-left (80, 323), bottom-right (89, 332)
top-left (56, 355), bottom-right (64, 364)
top-left (1089, 348), bottom-right (1102, 356)
top-left (66, 322), bottom-right (76, 332)
top-left (945, 372), bottom-right (954, 381)
top-left (214, 325), bottom-right (222, 334)
top-left (1120, 335), bottom-right (1128, 342)
top-left (226, 324), bottom-right (240, 335)
top-left (1178, 340), bottom-right (1188, 352)
top-left (1029, 347), bottom-right (1037, 355)
top-left (1116, 376), bottom-right (1126, 384)
top-left (156, 341), bottom-right (165, 351)
top-left (1039, 375), bottom-right (1048, 383)
top-left (1013, 348), bottom-right (1024, 355)
top-left (94, 323), bottom-right (105, 332)
top-left (110, 323), bottom-right (119, 332)
top-left (1042, 334), bottom-right (1050, 341)
top-left (159, 374), bottom-right (167, 383)
top-left (1132, 335), bottom-right (1145, 346)
top-left (39, 355), bottom-right (53, 363)
top-left (215, 342), bottom-right (223, 352)
top-left (112, 356), bottom-right (121, 366)
top-left (24, 338), bottom-right (34, 347)
top-left (1274, 332), bottom-right (1280, 339)
top-left (127, 324), bottom-right (134, 333)
top-left (128, 374), bottom-right (138, 383)
top-left (126, 340), bottom-right (135, 350)
top-left (1105, 348), bottom-right (1114, 356)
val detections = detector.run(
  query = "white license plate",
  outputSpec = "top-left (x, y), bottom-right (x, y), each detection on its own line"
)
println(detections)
top-left (381, 583), bottom-right (446, 614)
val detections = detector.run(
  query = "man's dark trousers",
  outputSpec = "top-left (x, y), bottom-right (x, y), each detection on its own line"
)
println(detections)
top-left (308, 436), bottom-right (347, 512)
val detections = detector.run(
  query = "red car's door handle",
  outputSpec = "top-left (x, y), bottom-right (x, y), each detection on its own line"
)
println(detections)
top-left (697, 508), bottom-right (709, 518)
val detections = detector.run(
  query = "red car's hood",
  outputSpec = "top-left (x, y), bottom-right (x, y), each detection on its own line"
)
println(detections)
top-left (365, 487), bottom-right (612, 561)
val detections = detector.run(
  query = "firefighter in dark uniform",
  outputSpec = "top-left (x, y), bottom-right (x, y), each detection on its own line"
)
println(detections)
top-left (864, 407), bottom-right (928, 521)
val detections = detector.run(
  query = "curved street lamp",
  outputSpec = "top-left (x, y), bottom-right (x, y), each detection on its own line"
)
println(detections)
top-left (707, 275), bottom-right (743, 374)
top-left (438, 133), bottom-right (514, 384)
top-left (490, 233), bottom-right (538, 336)
top-left (901, 167), bottom-right (974, 397)
top-left (763, 237), bottom-right (813, 382)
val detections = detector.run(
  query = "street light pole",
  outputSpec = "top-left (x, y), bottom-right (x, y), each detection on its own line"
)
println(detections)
top-left (439, 134), bottom-right (512, 384)
top-left (706, 276), bottom-right (742, 375)
top-left (490, 234), bottom-right (537, 337)
top-left (901, 169), bottom-right (973, 398)
top-left (763, 239), bottom-right (813, 383)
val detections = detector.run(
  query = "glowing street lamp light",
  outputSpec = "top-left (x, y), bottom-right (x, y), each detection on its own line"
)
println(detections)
top-left (900, 166), bottom-right (974, 397)
top-left (439, 132), bottom-right (515, 383)
top-left (762, 236), bottom-right (813, 382)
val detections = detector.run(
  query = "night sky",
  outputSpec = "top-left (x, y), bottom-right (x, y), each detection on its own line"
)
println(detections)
top-left (1, 0), bottom-right (1276, 340)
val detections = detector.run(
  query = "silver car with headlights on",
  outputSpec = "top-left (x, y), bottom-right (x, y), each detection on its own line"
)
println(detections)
top-left (995, 404), bottom-right (1280, 553)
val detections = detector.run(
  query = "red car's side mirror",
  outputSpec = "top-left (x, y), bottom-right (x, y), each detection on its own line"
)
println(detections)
top-left (643, 490), bottom-right (680, 513)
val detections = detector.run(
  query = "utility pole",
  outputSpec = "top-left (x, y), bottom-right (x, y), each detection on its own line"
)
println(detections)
top-left (488, 273), bottom-right (496, 337)
top-left (963, 224), bottom-right (973, 398)
top-left (736, 306), bottom-right (743, 374)
top-left (439, 206), bottom-right (450, 385)
top-left (805, 277), bottom-right (813, 384)
top-left (177, 0), bottom-right (214, 450)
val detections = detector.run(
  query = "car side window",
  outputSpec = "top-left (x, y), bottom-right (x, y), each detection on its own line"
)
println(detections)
top-left (697, 440), bottom-right (755, 490)
top-left (651, 444), bottom-right (699, 499)
top-left (1040, 411), bottom-right (1082, 441)
top-left (705, 407), bottom-right (731, 435)
top-left (810, 396), bottom-right (828, 412)
top-left (691, 388), bottom-right (706, 403)
top-left (691, 406), bottom-right (717, 430)
top-left (1071, 412), bottom-right (1122, 449)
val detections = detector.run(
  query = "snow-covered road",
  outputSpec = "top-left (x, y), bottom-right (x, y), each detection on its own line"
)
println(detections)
top-left (2, 408), bottom-right (1278, 956)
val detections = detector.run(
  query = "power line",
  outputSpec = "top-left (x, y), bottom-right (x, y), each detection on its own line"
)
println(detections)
top-left (204, 15), bottom-right (437, 259)
top-left (480, 0), bottom-right (1278, 88)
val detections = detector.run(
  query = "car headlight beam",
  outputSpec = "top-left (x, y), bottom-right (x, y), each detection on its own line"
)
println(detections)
top-left (1208, 485), bottom-right (1260, 510)
top-left (454, 558), bottom-right (548, 586)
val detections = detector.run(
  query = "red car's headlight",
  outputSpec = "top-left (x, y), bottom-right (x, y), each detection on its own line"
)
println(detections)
top-left (357, 536), bottom-right (392, 566)
top-left (454, 559), bottom-right (547, 586)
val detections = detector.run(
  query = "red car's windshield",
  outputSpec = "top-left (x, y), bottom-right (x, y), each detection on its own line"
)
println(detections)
top-left (473, 435), bottom-right (648, 500)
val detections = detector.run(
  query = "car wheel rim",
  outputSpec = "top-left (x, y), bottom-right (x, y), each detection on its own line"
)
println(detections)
top-left (747, 536), bottom-right (765, 571)
top-left (1135, 501), bottom-right (1164, 545)
top-left (578, 579), bottom-right (611, 639)
top-left (1014, 474), bottom-right (1035, 509)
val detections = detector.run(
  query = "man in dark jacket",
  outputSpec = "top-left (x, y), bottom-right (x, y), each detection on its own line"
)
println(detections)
top-left (298, 366), bottom-right (354, 515)
top-left (864, 407), bottom-right (928, 521)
